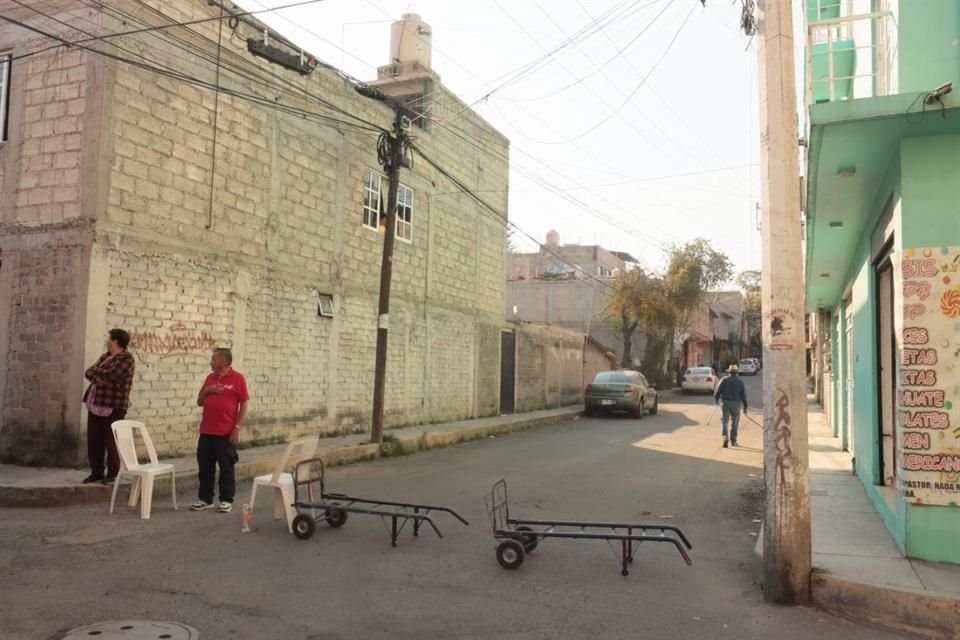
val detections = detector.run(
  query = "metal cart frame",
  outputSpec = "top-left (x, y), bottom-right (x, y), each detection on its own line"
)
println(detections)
top-left (486, 479), bottom-right (693, 575)
top-left (290, 457), bottom-right (468, 546)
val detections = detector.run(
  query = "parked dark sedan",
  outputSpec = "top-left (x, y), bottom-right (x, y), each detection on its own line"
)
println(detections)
top-left (584, 370), bottom-right (659, 418)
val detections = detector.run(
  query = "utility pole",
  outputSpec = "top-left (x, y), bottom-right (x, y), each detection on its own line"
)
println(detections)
top-left (754, 0), bottom-right (812, 603)
top-left (357, 86), bottom-right (408, 444)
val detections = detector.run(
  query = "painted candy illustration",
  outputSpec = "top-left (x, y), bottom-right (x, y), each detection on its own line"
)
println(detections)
top-left (940, 287), bottom-right (960, 318)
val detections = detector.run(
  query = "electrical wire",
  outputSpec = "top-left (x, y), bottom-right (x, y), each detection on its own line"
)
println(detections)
top-left (76, 0), bottom-right (386, 133)
top-left (7, 0), bottom-right (336, 63)
top-left (227, 0), bottom-right (683, 250)
top-left (0, 13), bottom-right (383, 135)
top-left (102, 0), bottom-right (381, 127)
top-left (503, 0), bottom-right (671, 104)
top-left (412, 143), bottom-right (617, 293)
top-left (532, 1), bottom-right (697, 145)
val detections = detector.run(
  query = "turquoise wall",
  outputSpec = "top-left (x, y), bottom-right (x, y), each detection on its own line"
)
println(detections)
top-left (901, 136), bottom-right (960, 247)
top-left (897, 0), bottom-right (960, 95)
top-left (831, 311), bottom-right (841, 439)
top-left (899, 136), bottom-right (960, 563)
top-left (830, 153), bottom-right (908, 552)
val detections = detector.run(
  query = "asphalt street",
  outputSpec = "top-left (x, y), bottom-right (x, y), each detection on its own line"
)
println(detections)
top-left (1, 373), bottom-right (917, 640)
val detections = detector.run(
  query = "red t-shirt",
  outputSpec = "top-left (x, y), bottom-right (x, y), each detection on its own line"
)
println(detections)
top-left (199, 369), bottom-right (250, 436)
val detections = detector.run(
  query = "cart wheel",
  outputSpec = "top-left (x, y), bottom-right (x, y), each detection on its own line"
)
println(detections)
top-left (496, 539), bottom-right (526, 570)
top-left (622, 568), bottom-right (630, 577)
top-left (325, 508), bottom-right (348, 528)
top-left (516, 525), bottom-right (538, 553)
top-left (292, 514), bottom-right (316, 540)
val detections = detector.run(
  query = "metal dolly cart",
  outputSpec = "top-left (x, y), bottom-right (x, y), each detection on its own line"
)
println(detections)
top-left (290, 457), bottom-right (469, 546)
top-left (486, 479), bottom-right (693, 576)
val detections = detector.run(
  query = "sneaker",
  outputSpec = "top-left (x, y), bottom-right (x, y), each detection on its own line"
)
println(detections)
top-left (722, 439), bottom-right (729, 448)
top-left (216, 502), bottom-right (233, 513)
top-left (101, 476), bottom-right (116, 485)
top-left (190, 500), bottom-right (214, 511)
top-left (731, 440), bottom-right (738, 447)
top-left (82, 474), bottom-right (103, 484)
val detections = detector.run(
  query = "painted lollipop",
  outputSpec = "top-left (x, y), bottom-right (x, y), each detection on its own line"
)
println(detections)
top-left (941, 288), bottom-right (960, 319)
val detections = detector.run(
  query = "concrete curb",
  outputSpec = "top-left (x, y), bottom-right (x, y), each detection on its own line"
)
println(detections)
top-left (753, 524), bottom-right (960, 639)
top-left (0, 408), bottom-right (581, 508)
top-left (811, 571), bottom-right (960, 639)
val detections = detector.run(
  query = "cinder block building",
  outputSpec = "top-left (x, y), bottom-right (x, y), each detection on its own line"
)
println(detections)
top-left (0, 1), bottom-right (514, 464)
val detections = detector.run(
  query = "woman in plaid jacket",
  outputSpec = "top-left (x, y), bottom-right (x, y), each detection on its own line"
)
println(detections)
top-left (82, 328), bottom-right (135, 485)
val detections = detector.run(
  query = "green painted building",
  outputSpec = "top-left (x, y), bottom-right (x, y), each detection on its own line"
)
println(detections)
top-left (805, 0), bottom-right (960, 564)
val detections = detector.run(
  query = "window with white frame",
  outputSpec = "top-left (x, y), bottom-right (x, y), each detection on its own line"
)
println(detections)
top-left (0, 53), bottom-right (11, 143)
top-left (396, 184), bottom-right (413, 242)
top-left (362, 167), bottom-right (414, 242)
top-left (362, 168), bottom-right (382, 230)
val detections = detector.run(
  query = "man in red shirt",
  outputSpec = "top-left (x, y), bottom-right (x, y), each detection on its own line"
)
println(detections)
top-left (191, 348), bottom-right (249, 513)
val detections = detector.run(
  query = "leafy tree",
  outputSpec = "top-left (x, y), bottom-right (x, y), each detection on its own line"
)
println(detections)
top-left (736, 269), bottom-right (763, 355)
top-left (602, 268), bottom-right (650, 368)
top-left (602, 239), bottom-right (733, 383)
top-left (639, 239), bottom-right (733, 383)
top-left (736, 269), bottom-right (762, 314)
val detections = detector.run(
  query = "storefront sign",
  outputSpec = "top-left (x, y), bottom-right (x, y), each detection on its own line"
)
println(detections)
top-left (898, 247), bottom-right (960, 506)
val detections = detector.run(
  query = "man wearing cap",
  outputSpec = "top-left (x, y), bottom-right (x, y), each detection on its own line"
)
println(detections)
top-left (714, 364), bottom-right (748, 448)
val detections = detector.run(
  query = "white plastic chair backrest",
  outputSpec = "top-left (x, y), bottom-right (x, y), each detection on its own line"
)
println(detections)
top-left (111, 420), bottom-right (161, 470)
top-left (271, 435), bottom-right (319, 483)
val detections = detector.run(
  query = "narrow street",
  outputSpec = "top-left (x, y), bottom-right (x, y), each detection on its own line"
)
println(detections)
top-left (1, 375), bottom-right (911, 639)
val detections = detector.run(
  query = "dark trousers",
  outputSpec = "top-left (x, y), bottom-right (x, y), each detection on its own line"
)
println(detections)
top-left (197, 434), bottom-right (238, 504)
top-left (87, 409), bottom-right (125, 478)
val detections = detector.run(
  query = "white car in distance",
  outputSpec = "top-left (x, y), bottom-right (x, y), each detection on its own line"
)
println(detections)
top-left (738, 359), bottom-right (759, 375)
top-left (680, 367), bottom-right (718, 394)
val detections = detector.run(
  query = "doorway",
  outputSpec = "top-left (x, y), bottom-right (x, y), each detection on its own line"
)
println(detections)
top-left (499, 331), bottom-right (516, 415)
top-left (875, 257), bottom-right (897, 486)
top-left (845, 304), bottom-right (854, 455)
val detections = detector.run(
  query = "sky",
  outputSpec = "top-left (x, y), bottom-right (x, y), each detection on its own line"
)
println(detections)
top-left (235, 0), bottom-right (784, 278)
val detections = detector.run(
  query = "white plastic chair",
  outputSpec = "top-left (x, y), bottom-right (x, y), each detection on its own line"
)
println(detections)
top-left (248, 435), bottom-right (319, 532)
top-left (109, 420), bottom-right (177, 520)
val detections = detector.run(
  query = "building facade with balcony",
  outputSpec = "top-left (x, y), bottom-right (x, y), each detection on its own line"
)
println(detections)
top-left (804, 0), bottom-right (960, 563)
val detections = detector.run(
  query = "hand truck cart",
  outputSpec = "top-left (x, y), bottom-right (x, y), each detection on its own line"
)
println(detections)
top-left (485, 479), bottom-right (693, 576)
top-left (290, 457), bottom-right (469, 546)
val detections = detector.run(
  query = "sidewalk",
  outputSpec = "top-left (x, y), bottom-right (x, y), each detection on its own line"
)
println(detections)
top-left (0, 405), bottom-right (583, 508)
top-left (760, 400), bottom-right (960, 639)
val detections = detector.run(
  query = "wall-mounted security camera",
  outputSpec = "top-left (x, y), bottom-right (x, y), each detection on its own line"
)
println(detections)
top-left (924, 82), bottom-right (953, 105)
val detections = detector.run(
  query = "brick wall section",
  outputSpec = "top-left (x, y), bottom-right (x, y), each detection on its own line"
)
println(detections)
top-left (88, 1), bottom-right (508, 456)
top-left (513, 323), bottom-right (585, 412)
top-left (506, 279), bottom-right (647, 366)
top-left (0, 2), bottom-right (582, 463)
top-left (0, 5), bottom-right (104, 465)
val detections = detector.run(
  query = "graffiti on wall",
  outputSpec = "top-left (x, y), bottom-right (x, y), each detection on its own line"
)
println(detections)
top-left (129, 322), bottom-right (218, 361)
top-left (898, 247), bottom-right (960, 506)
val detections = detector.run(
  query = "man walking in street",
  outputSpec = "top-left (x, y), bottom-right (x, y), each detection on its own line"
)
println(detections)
top-left (192, 348), bottom-right (249, 513)
top-left (82, 328), bottom-right (136, 485)
top-left (714, 363), bottom-right (748, 448)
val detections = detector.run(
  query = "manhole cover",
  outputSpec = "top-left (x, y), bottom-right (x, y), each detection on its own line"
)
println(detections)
top-left (62, 621), bottom-right (198, 640)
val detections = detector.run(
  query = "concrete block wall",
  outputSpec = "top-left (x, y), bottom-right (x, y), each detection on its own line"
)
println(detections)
top-left (506, 279), bottom-right (646, 366)
top-left (80, 1), bottom-right (506, 457)
top-left (0, 5), bottom-right (106, 465)
top-left (514, 323), bottom-right (585, 412)
top-left (0, 1), bottom-right (550, 464)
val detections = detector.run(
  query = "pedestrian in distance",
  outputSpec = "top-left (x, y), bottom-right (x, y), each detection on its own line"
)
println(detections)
top-left (714, 363), bottom-right (748, 448)
top-left (192, 347), bottom-right (249, 513)
top-left (82, 328), bottom-right (136, 485)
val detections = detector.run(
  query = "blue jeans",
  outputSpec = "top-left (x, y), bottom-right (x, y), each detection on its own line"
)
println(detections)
top-left (721, 401), bottom-right (742, 442)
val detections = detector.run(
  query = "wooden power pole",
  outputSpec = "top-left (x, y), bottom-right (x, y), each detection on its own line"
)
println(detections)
top-left (356, 84), bottom-right (408, 445)
top-left (755, 0), bottom-right (812, 603)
